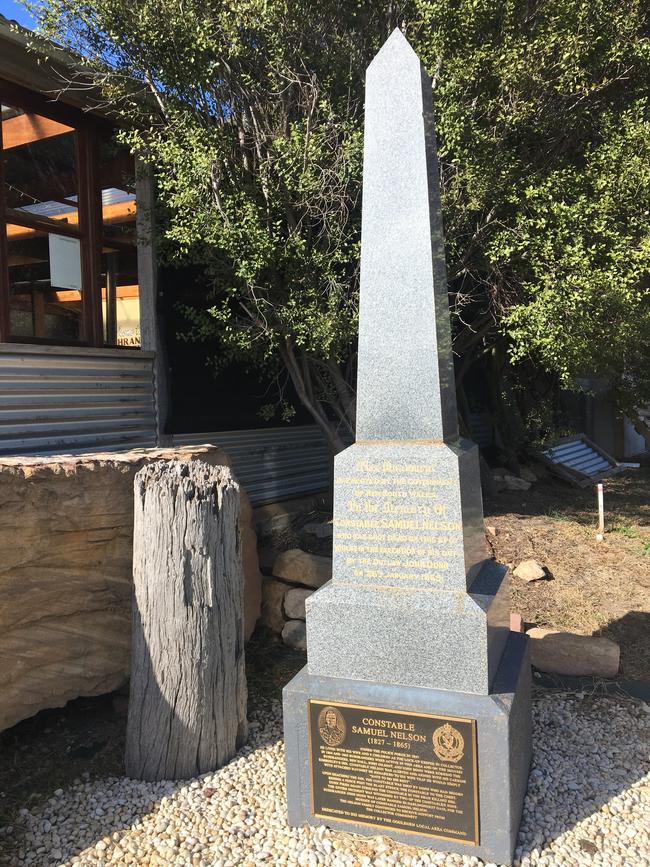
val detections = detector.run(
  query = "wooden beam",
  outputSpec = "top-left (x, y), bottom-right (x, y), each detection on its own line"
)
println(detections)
top-left (6, 207), bottom-right (82, 238)
top-left (0, 93), bottom-right (10, 341)
top-left (103, 199), bottom-right (138, 226)
top-left (0, 78), bottom-right (113, 132)
top-left (32, 288), bottom-right (45, 336)
top-left (50, 285), bottom-right (139, 303)
top-left (46, 286), bottom-right (139, 303)
top-left (77, 126), bottom-right (102, 345)
top-left (6, 201), bottom-right (137, 240)
top-left (49, 290), bottom-right (82, 302)
top-left (106, 284), bottom-right (139, 299)
top-left (7, 255), bottom-right (45, 266)
top-left (2, 113), bottom-right (74, 149)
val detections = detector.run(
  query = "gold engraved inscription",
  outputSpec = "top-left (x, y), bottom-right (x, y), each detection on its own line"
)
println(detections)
top-left (336, 458), bottom-right (462, 583)
top-left (308, 701), bottom-right (479, 845)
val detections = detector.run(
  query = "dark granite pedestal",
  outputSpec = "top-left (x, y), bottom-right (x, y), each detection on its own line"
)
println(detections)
top-left (284, 633), bottom-right (531, 867)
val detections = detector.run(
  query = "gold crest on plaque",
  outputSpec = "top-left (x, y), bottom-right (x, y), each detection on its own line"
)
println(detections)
top-left (318, 706), bottom-right (346, 746)
top-left (432, 723), bottom-right (464, 762)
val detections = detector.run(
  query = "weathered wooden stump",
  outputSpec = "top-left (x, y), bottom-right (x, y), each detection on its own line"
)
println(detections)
top-left (125, 460), bottom-right (247, 781)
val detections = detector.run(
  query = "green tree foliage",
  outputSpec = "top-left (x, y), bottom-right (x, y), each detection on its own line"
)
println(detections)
top-left (27, 0), bottom-right (650, 450)
top-left (28, 0), bottom-right (396, 450)
top-left (412, 0), bottom-right (650, 443)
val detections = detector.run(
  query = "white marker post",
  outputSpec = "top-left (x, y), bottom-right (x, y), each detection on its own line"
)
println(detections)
top-left (596, 482), bottom-right (605, 541)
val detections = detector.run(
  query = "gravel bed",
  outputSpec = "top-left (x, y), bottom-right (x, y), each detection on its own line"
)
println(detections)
top-left (2, 692), bottom-right (648, 867)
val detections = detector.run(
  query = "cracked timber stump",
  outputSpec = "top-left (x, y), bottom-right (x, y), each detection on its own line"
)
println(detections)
top-left (125, 460), bottom-right (248, 781)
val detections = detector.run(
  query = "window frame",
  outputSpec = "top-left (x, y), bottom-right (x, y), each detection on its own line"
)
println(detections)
top-left (0, 79), bottom-right (137, 348)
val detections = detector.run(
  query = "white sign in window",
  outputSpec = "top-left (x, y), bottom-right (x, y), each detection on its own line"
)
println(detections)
top-left (49, 233), bottom-right (82, 291)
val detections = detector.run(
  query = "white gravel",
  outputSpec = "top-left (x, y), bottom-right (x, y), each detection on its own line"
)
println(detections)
top-left (3, 692), bottom-right (649, 867)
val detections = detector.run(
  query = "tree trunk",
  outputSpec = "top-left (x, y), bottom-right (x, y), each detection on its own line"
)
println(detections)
top-left (279, 339), bottom-right (348, 454)
top-left (125, 460), bottom-right (247, 781)
top-left (488, 345), bottom-right (521, 473)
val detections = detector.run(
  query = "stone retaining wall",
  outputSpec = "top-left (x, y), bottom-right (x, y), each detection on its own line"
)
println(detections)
top-left (260, 548), bottom-right (333, 651)
top-left (0, 446), bottom-right (262, 732)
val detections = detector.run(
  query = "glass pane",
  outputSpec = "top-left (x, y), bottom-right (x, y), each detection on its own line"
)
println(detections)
top-left (2, 104), bottom-right (80, 228)
top-left (101, 247), bottom-right (140, 346)
top-left (99, 136), bottom-right (137, 242)
top-left (7, 223), bottom-right (84, 341)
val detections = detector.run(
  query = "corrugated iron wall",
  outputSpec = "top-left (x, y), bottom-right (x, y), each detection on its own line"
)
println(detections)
top-left (0, 343), bottom-right (331, 504)
top-left (0, 344), bottom-right (158, 455)
top-left (172, 425), bottom-right (331, 505)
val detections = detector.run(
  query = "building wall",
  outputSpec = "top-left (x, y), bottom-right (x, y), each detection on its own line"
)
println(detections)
top-left (624, 417), bottom-right (648, 458)
top-left (0, 343), bottom-right (157, 455)
top-left (564, 386), bottom-right (648, 460)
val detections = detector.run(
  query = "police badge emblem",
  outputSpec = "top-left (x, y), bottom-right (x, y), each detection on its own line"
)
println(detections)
top-left (432, 722), bottom-right (465, 762)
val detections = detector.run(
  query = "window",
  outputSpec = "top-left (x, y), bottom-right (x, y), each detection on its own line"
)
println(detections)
top-left (7, 223), bottom-right (83, 340)
top-left (2, 102), bottom-right (84, 341)
top-left (98, 133), bottom-right (141, 347)
top-left (0, 82), bottom-right (141, 347)
top-left (101, 246), bottom-right (140, 346)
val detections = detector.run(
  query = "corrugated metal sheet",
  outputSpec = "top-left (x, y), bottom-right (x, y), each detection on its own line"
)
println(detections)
top-left (542, 436), bottom-right (615, 481)
top-left (172, 425), bottom-right (331, 505)
top-left (0, 344), bottom-right (157, 455)
top-left (18, 187), bottom-right (134, 219)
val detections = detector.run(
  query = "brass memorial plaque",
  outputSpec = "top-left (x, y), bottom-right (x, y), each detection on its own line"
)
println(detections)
top-left (308, 700), bottom-right (479, 845)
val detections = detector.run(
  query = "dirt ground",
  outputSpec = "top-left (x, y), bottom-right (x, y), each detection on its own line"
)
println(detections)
top-left (483, 464), bottom-right (650, 681)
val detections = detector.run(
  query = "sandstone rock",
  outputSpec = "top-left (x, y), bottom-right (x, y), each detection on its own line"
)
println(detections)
top-left (0, 445), bottom-right (262, 733)
top-left (513, 559), bottom-right (546, 582)
top-left (252, 494), bottom-right (326, 539)
top-left (261, 578), bottom-right (289, 634)
top-left (519, 466), bottom-right (538, 483)
top-left (302, 521), bottom-right (333, 540)
top-left (228, 472), bottom-right (263, 640)
top-left (282, 620), bottom-right (307, 651)
top-left (284, 588), bottom-right (313, 620)
top-left (492, 469), bottom-right (531, 492)
top-left (527, 628), bottom-right (620, 677)
top-left (272, 549), bottom-right (332, 589)
top-left (256, 546), bottom-right (278, 572)
top-left (503, 474), bottom-right (531, 491)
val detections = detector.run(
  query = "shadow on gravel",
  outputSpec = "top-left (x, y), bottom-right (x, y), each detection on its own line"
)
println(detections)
top-left (0, 693), bottom-right (126, 827)
top-left (517, 689), bottom-right (649, 860)
top-left (0, 631), bottom-right (296, 865)
top-left (2, 634), bottom-right (647, 866)
top-left (0, 695), bottom-right (285, 867)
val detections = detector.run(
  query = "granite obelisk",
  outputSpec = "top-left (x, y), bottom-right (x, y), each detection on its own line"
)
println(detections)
top-left (283, 30), bottom-right (531, 865)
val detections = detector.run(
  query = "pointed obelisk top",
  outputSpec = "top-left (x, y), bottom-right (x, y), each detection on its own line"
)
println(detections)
top-left (355, 29), bottom-right (458, 442)
top-left (368, 27), bottom-right (419, 67)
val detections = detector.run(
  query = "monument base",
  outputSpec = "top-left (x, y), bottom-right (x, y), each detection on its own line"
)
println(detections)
top-left (283, 633), bottom-right (531, 866)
